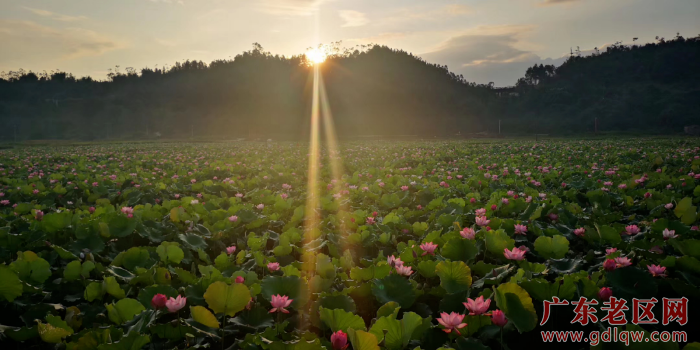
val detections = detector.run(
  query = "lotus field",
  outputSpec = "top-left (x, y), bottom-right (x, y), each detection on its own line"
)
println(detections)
top-left (1, 139), bottom-right (700, 350)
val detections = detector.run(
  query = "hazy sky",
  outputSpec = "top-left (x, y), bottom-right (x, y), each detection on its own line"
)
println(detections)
top-left (1, 0), bottom-right (698, 86)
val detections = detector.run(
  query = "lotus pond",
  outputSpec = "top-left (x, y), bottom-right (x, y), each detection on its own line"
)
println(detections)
top-left (0, 139), bottom-right (699, 350)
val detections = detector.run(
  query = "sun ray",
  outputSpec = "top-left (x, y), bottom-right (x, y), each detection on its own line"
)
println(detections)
top-left (299, 63), bottom-right (322, 330)
top-left (318, 72), bottom-right (350, 235)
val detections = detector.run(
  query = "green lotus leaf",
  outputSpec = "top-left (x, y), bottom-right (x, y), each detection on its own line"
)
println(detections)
top-left (372, 274), bottom-right (417, 308)
top-left (105, 298), bottom-right (146, 324)
top-left (156, 241), bottom-right (184, 264)
top-left (319, 307), bottom-right (366, 332)
top-left (204, 281), bottom-right (250, 316)
top-left (190, 306), bottom-right (220, 329)
top-left (533, 235), bottom-right (569, 259)
top-left (435, 260), bottom-right (472, 294)
top-left (0, 266), bottom-right (23, 301)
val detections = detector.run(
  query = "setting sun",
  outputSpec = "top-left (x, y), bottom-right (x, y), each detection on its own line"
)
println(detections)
top-left (305, 48), bottom-right (327, 64)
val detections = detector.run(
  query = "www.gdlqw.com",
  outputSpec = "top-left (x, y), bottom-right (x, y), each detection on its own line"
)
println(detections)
top-left (541, 327), bottom-right (687, 346)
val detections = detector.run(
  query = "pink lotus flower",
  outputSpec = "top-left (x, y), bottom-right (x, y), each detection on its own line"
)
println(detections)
top-left (420, 242), bottom-right (438, 256)
top-left (395, 265), bottom-right (413, 276)
top-left (366, 217), bottom-right (376, 225)
top-left (460, 227), bottom-right (476, 239)
top-left (269, 294), bottom-right (293, 313)
top-left (267, 262), bottom-right (280, 272)
top-left (235, 276), bottom-right (245, 283)
top-left (229, 215), bottom-right (238, 222)
top-left (649, 246), bottom-right (663, 254)
top-left (470, 198), bottom-right (476, 204)
top-left (475, 208), bottom-right (486, 216)
top-left (35, 210), bottom-right (44, 221)
top-left (151, 293), bottom-right (167, 309)
top-left (605, 247), bottom-right (617, 255)
top-left (330, 330), bottom-right (349, 350)
top-left (647, 264), bottom-right (667, 277)
top-left (256, 204), bottom-right (264, 210)
top-left (401, 186), bottom-right (409, 191)
top-left (387, 255), bottom-right (403, 267)
top-left (574, 228), bottom-right (586, 237)
top-left (165, 295), bottom-right (187, 313)
top-left (226, 246), bottom-right (236, 255)
top-left (121, 206), bottom-right (134, 218)
top-left (504, 247), bottom-right (526, 261)
top-left (548, 213), bottom-right (558, 221)
top-left (665, 203), bottom-right (673, 209)
top-left (614, 257), bottom-right (632, 268)
top-left (436, 312), bottom-right (467, 334)
top-left (475, 216), bottom-right (490, 227)
top-left (603, 259), bottom-right (616, 271)
top-left (598, 287), bottom-right (613, 301)
top-left (463, 296), bottom-right (491, 315)
top-left (89, 206), bottom-right (95, 214)
top-left (491, 309), bottom-right (507, 327)
top-left (514, 224), bottom-right (527, 235)
top-left (624, 225), bottom-right (640, 235)
top-left (662, 228), bottom-right (677, 240)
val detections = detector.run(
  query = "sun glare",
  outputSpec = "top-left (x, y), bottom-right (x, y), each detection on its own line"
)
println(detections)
top-left (305, 48), bottom-right (327, 64)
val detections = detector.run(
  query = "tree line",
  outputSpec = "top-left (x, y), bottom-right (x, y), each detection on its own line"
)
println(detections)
top-left (0, 35), bottom-right (698, 141)
top-left (496, 34), bottom-right (700, 134)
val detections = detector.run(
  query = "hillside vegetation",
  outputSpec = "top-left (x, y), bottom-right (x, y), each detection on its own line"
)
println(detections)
top-left (1, 35), bottom-right (698, 140)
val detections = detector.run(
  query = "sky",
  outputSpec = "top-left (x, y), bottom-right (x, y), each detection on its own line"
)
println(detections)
top-left (1, 0), bottom-right (698, 86)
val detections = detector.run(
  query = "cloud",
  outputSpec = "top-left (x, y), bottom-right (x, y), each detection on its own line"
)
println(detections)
top-left (381, 4), bottom-right (474, 23)
top-left (442, 4), bottom-right (474, 15)
top-left (538, 0), bottom-right (582, 6)
top-left (148, 0), bottom-right (185, 4)
top-left (348, 32), bottom-right (409, 43)
top-left (0, 20), bottom-right (124, 61)
top-left (257, 0), bottom-right (326, 16)
top-left (339, 10), bottom-right (368, 27)
top-left (22, 7), bottom-right (88, 22)
top-left (419, 25), bottom-right (567, 86)
top-left (422, 25), bottom-right (538, 66)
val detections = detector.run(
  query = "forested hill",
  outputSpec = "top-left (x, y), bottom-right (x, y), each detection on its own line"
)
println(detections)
top-left (495, 34), bottom-right (700, 134)
top-left (1, 35), bottom-right (699, 141)
top-left (0, 45), bottom-right (494, 141)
